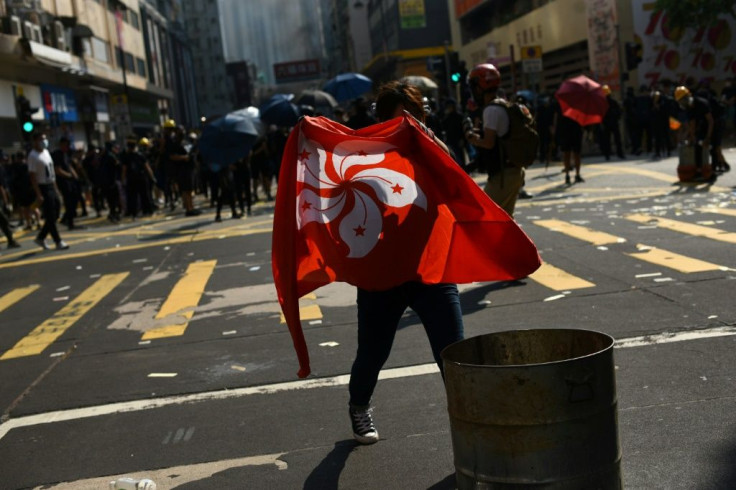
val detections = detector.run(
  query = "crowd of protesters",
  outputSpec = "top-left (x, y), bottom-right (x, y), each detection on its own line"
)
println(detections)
top-left (0, 117), bottom-right (291, 250)
top-left (2, 74), bottom-right (734, 251)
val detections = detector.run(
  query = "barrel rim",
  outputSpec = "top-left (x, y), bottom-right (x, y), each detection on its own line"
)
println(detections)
top-left (440, 328), bottom-right (615, 369)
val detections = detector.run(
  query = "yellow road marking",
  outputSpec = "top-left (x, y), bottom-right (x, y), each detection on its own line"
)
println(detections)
top-left (142, 260), bottom-right (217, 339)
top-left (0, 285), bottom-right (40, 313)
top-left (627, 246), bottom-right (723, 273)
top-left (699, 207), bottom-right (736, 218)
top-left (279, 294), bottom-right (322, 324)
top-left (529, 263), bottom-right (595, 291)
top-left (0, 226), bottom-right (273, 270)
top-left (533, 219), bottom-right (625, 245)
top-left (626, 214), bottom-right (736, 244)
top-left (0, 274), bottom-right (128, 360)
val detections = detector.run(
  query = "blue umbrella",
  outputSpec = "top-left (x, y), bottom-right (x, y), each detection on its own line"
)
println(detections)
top-left (259, 94), bottom-right (300, 127)
top-left (323, 73), bottom-right (373, 102)
top-left (516, 89), bottom-right (536, 102)
top-left (198, 110), bottom-right (262, 171)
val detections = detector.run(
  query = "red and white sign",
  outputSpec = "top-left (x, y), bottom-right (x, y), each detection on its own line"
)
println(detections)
top-left (273, 59), bottom-right (321, 84)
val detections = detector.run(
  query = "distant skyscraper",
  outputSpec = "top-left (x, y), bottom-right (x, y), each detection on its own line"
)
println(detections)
top-left (181, 0), bottom-right (233, 118)
top-left (219, 0), bottom-right (326, 85)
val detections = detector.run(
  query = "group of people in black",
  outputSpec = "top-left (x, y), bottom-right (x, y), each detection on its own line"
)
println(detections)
top-left (0, 118), bottom-right (291, 250)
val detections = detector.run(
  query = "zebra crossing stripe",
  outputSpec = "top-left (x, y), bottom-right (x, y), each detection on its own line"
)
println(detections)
top-left (0, 274), bottom-right (129, 360)
top-left (529, 262), bottom-right (595, 291)
top-left (533, 219), bottom-right (625, 245)
top-left (0, 285), bottom-right (40, 314)
top-left (699, 207), bottom-right (736, 218)
top-left (627, 245), bottom-right (723, 273)
top-left (142, 260), bottom-right (218, 340)
top-left (626, 214), bottom-right (736, 244)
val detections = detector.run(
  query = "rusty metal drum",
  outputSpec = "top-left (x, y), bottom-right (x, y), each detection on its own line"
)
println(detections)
top-left (441, 329), bottom-right (622, 489)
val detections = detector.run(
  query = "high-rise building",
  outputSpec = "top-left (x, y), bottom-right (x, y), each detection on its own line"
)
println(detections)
top-left (219, 0), bottom-right (326, 93)
top-left (180, 0), bottom-right (232, 118)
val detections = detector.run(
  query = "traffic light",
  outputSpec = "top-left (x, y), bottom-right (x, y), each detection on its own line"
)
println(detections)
top-left (625, 42), bottom-right (643, 71)
top-left (449, 52), bottom-right (461, 83)
top-left (432, 57), bottom-right (447, 85)
top-left (17, 95), bottom-right (37, 134)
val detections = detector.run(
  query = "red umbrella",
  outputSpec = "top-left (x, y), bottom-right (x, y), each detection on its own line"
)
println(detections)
top-left (555, 75), bottom-right (609, 126)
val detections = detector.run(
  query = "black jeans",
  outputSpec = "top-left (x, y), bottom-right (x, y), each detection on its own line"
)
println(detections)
top-left (348, 282), bottom-right (464, 407)
top-left (37, 184), bottom-right (61, 243)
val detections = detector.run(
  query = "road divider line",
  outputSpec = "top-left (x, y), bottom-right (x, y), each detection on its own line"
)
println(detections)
top-left (529, 262), bottom-right (595, 291)
top-left (0, 274), bottom-right (129, 360)
top-left (625, 214), bottom-right (736, 244)
top-left (627, 245), bottom-right (724, 273)
top-left (2, 325), bottom-right (735, 441)
top-left (0, 285), bottom-right (40, 313)
top-left (533, 219), bottom-right (626, 245)
top-left (142, 260), bottom-right (217, 340)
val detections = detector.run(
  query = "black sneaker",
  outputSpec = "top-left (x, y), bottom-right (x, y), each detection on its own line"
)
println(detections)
top-left (565, 174), bottom-right (571, 185)
top-left (575, 174), bottom-right (585, 183)
top-left (349, 407), bottom-right (379, 444)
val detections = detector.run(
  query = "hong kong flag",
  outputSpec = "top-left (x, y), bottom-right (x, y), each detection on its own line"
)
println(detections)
top-left (272, 115), bottom-right (541, 378)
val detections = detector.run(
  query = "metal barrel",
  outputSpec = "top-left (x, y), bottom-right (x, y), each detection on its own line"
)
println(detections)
top-left (441, 329), bottom-right (622, 489)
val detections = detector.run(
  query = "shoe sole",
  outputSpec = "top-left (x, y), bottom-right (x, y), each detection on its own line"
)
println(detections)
top-left (353, 432), bottom-right (379, 444)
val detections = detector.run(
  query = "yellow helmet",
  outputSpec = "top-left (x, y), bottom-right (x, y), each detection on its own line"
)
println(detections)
top-left (163, 118), bottom-right (176, 128)
top-left (601, 85), bottom-right (611, 96)
top-left (674, 86), bottom-right (690, 101)
top-left (138, 137), bottom-right (150, 147)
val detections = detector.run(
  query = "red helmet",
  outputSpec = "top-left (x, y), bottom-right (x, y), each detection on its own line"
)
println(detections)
top-left (468, 63), bottom-right (501, 91)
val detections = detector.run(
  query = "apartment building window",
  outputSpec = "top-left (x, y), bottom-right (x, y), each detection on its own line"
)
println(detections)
top-left (91, 37), bottom-right (110, 63)
top-left (137, 57), bottom-right (146, 77)
top-left (129, 11), bottom-right (140, 30)
top-left (125, 52), bottom-right (135, 72)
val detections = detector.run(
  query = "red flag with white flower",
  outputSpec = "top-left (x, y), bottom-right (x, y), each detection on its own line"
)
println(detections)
top-left (272, 115), bottom-right (541, 378)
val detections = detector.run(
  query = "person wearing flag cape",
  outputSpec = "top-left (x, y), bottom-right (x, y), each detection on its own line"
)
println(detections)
top-left (272, 82), bottom-right (541, 446)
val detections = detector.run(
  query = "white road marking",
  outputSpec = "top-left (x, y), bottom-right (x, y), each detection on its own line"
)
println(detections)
top-left (147, 373), bottom-right (177, 378)
top-left (37, 453), bottom-right (288, 489)
top-left (319, 341), bottom-right (339, 347)
top-left (635, 272), bottom-right (662, 278)
top-left (3, 327), bottom-right (736, 443)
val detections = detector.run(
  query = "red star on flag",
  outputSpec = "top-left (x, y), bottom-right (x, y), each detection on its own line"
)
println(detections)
top-left (298, 149), bottom-right (311, 162)
top-left (357, 150), bottom-right (367, 156)
top-left (353, 225), bottom-right (366, 236)
top-left (301, 201), bottom-right (312, 211)
top-left (391, 183), bottom-right (404, 194)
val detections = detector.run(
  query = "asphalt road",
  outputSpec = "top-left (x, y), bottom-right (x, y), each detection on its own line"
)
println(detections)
top-left (0, 150), bottom-right (735, 489)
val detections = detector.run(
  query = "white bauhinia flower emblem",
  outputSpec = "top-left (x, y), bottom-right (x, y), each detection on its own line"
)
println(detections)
top-left (296, 131), bottom-right (427, 258)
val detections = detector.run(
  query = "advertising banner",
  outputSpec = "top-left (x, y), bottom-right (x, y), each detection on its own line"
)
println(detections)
top-left (40, 84), bottom-right (79, 122)
top-left (399, 0), bottom-right (426, 29)
top-left (631, 0), bottom-right (736, 86)
top-left (586, 0), bottom-right (620, 92)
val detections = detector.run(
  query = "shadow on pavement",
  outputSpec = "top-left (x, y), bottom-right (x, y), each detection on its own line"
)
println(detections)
top-left (303, 439), bottom-right (358, 490)
top-left (699, 427), bottom-right (736, 489)
top-left (427, 473), bottom-right (456, 489)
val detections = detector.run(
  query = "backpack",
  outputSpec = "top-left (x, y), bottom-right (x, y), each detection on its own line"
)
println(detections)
top-left (490, 99), bottom-right (540, 168)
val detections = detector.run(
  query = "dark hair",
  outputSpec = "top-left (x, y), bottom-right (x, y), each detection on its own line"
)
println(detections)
top-left (374, 81), bottom-right (425, 123)
top-left (59, 136), bottom-right (70, 144)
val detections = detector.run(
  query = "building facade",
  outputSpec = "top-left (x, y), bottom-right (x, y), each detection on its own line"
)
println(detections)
top-left (0, 0), bottom-right (198, 151)
top-left (359, 0), bottom-right (453, 91)
top-left (180, 0), bottom-right (231, 119)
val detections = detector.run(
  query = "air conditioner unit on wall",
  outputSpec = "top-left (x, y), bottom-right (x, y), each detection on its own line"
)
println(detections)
top-left (3, 15), bottom-right (22, 36)
top-left (53, 20), bottom-right (67, 51)
top-left (22, 20), bottom-right (33, 39)
top-left (31, 24), bottom-right (42, 43)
